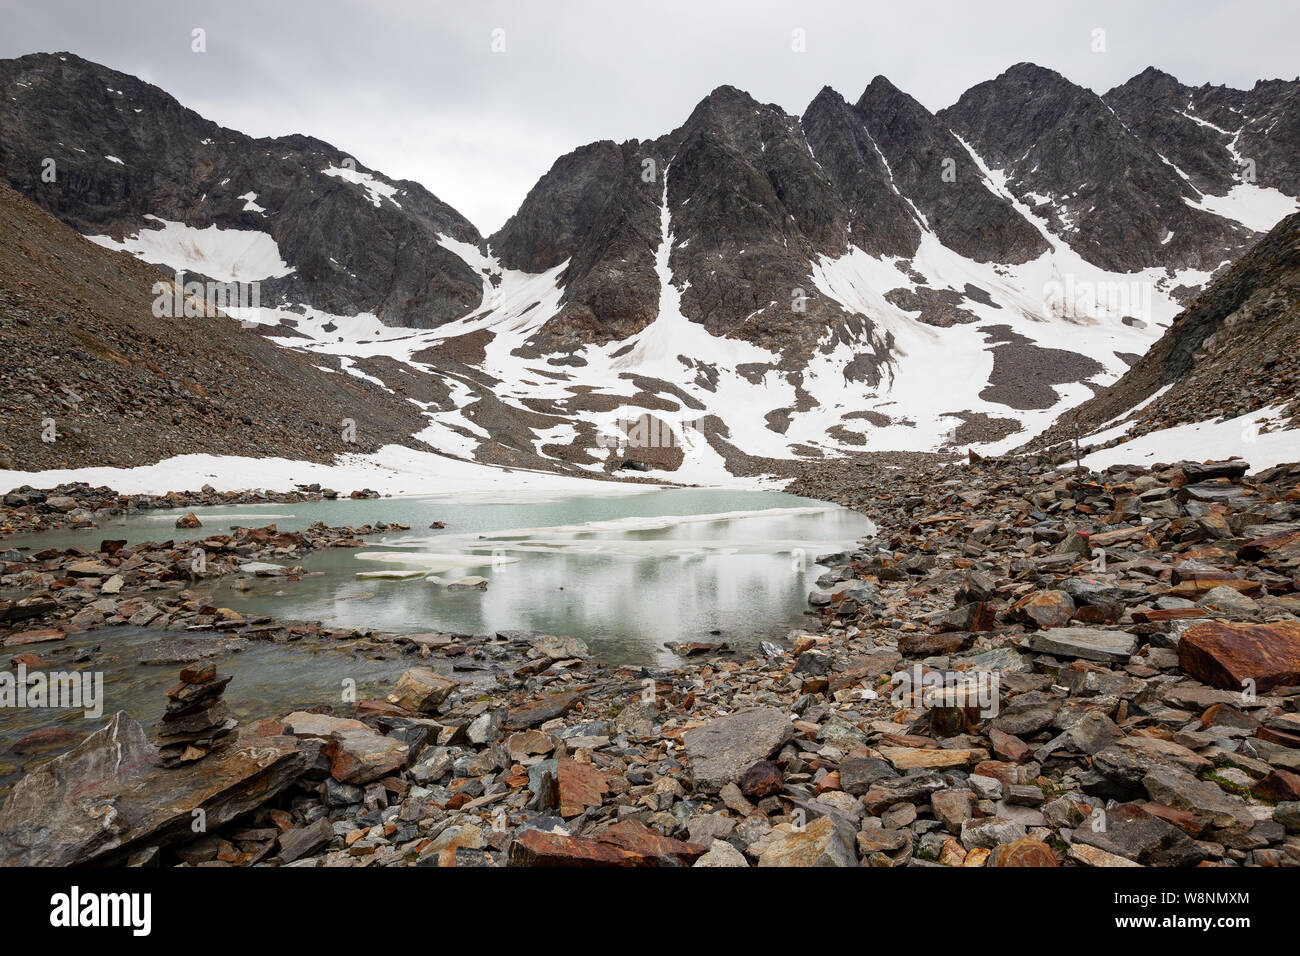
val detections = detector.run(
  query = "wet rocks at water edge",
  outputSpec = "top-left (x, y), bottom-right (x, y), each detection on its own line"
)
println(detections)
top-left (0, 516), bottom-right (408, 643)
top-left (0, 482), bottom-right (344, 538)
top-left (2, 455), bottom-right (1300, 868)
top-left (156, 662), bottom-right (237, 767)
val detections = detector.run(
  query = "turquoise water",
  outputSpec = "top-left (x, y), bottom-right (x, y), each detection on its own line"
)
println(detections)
top-left (0, 488), bottom-right (874, 784)
top-left (0, 625), bottom-right (437, 789)
top-left (5, 488), bottom-right (875, 665)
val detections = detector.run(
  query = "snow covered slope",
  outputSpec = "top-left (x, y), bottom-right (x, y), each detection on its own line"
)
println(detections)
top-left (5, 54), bottom-right (1299, 482)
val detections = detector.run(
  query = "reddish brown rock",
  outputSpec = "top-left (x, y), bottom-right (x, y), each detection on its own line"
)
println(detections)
top-left (507, 829), bottom-right (643, 866)
top-left (739, 760), bottom-right (784, 799)
top-left (1142, 802), bottom-right (1210, 838)
top-left (596, 820), bottom-right (706, 865)
top-left (325, 729), bottom-right (409, 784)
top-left (1237, 529), bottom-right (1300, 564)
top-left (990, 836), bottom-right (1058, 867)
top-left (1253, 768), bottom-right (1300, 802)
top-left (1131, 607), bottom-right (1211, 623)
top-left (899, 632), bottom-right (972, 656)
top-left (1168, 569), bottom-right (1261, 599)
top-left (972, 760), bottom-right (1019, 788)
top-left (1009, 590), bottom-right (1075, 629)
top-left (556, 759), bottom-right (606, 818)
top-left (2, 628), bottom-right (66, 648)
top-left (1258, 725), bottom-right (1300, 748)
top-left (989, 727), bottom-right (1033, 764)
top-left (1178, 620), bottom-right (1300, 693)
top-left (179, 661), bottom-right (216, 684)
top-left (387, 667), bottom-right (458, 714)
top-left (1071, 606), bottom-right (1123, 629)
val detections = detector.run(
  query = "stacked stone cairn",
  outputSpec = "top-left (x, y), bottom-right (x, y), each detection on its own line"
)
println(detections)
top-left (157, 661), bottom-right (237, 767)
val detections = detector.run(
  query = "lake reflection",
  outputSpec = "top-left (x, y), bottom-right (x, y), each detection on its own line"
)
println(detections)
top-left (11, 488), bottom-right (875, 666)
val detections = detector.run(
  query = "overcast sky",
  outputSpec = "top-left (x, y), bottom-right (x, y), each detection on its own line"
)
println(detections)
top-left (3, 0), bottom-right (1297, 233)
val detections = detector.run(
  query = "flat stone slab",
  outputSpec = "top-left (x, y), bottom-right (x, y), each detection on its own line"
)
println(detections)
top-left (1027, 627), bottom-right (1136, 662)
top-left (0, 712), bottom-right (305, 866)
top-left (2, 628), bottom-right (66, 647)
top-left (1178, 620), bottom-right (1300, 693)
top-left (683, 707), bottom-right (793, 790)
top-left (282, 711), bottom-right (370, 739)
top-left (879, 746), bottom-right (988, 770)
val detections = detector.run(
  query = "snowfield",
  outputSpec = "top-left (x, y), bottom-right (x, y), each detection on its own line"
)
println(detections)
top-left (1082, 407), bottom-right (1300, 474)
top-left (88, 216), bottom-right (295, 283)
top-left (46, 134), bottom-right (1300, 492)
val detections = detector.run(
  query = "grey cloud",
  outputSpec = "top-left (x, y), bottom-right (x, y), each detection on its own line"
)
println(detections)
top-left (2, 0), bottom-right (1296, 232)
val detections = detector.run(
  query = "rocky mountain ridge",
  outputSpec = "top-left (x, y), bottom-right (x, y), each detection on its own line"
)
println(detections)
top-left (0, 179), bottom-right (434, 471)
top-left (0, 52), bottom-right (483, 328)
top-left (2, 52), bottom-right (1298, 476)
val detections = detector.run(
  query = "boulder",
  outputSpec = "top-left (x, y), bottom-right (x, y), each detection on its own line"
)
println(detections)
top-left (0, 712), bottom-right (305, 866)
top-left (1178, 620), bottom-right (1300, 693)
top-left (556, 759), bottom-right (606, 818)
top-left (693, 839), bottom-right (750, 867)
top-left (1027, 627), bottom-right (1136, 662)
top-left (1071, 803), bottom-right (1206, 866)
top-left (595, 820), bottom-right (705, 865)
top-left (1009, 590), bottom-right (1076, 629)
top-left (387, 667), bottom-right (459, 713)
top-left (989, 836), bottom-right (1058, 866)
top-left (325, 728), bottom-right (409, 784)
top-left (683, 707), bottom-right (793, 790)
top-left (757, 816), bottom-right (858, 867)
top-left (1141, 766), bottom-right (1254, 829)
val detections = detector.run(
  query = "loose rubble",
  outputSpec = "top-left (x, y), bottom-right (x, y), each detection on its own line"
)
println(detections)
top-left (1, 482), bottom-right (378, 538)
top-left (2, 454), bottom-right (1300, 867)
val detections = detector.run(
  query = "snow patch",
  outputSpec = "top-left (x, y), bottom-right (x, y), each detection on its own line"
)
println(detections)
top-left (1082, 407), bottom-right (1300, 473)
top-left (322, 166), bottom-right (402, 208)
top-left (87, 216), bottom-right (294, 283)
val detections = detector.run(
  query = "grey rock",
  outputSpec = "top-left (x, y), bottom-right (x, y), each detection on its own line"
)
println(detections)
top-left (683, 708), bottom-right (794, 790)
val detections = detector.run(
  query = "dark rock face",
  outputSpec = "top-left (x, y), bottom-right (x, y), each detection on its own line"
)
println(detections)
top-left (663, 86), bottom-right (851, 351)
top-left (801, 86), bottom-right (919, 259)
top-left (0, 52), bottom-right (483, 328)
top-left (495, 84), bottom-right (875, 359)
top-left (1105, 66), bottom-right (1300, 198)
top-left (492, 139), bottom-right (664, 349)
top-left (854, 75), bottom-right (1047, 264)
top-left (940, 62), bottom-right (1250, 271)
top-left (487, 65), bottom-right (1293, 369)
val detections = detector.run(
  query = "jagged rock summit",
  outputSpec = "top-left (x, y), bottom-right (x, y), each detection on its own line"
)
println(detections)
top-left (2, 52), bottom-right (1298, 477)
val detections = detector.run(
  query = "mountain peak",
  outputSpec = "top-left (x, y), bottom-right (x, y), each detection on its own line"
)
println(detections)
top-left (1107, 65), bottom-right (1185, 99)
top-left (691, 83), bottom-right (762, 113)
top-left (807, 84), bottom-right (846, 109)
top-left (999, 61), bottom-right (1070, 85)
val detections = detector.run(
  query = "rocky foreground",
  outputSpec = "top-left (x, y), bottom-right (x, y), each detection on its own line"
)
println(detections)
top-left (3, 452), bottom-right (1300, 867)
